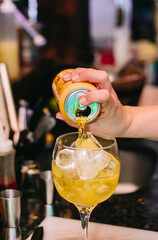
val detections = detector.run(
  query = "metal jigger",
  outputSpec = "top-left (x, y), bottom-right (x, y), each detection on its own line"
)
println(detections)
top-left (0, 189), bottom-right (22, 240)
top-left (0, 189), bottom-right (22, 228)
top-left (2, 227), bottom-right (22, 240)
top-left (39, 170), bottom-right (54, 217)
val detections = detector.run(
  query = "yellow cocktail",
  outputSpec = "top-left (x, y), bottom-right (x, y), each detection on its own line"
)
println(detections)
top-left (52, 151), bottom-right (119, 211)
top-left (52, 132), bottom-right (120, 240)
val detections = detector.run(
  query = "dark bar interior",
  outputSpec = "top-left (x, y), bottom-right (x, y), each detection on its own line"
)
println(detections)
top-left (0, 0), bottom-right (158, 239)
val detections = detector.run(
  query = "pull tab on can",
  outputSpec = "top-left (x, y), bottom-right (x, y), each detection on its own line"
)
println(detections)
top-left (52, 69), bottom-right (101, 123)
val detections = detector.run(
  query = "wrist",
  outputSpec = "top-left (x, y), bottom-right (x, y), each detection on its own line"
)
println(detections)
top-left (117, 105), bottom-right (134, 138)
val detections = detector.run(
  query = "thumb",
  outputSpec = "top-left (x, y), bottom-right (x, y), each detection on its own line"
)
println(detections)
top-left (79, 89), bottom-right (110, 106)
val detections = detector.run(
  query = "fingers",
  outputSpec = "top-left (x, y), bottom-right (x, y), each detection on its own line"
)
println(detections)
top-left (62, 68), bottom-right (111, 90)
top-left (56, 112), bottom-right (64, 121)
top-left (61, 68), bottom-right (113, 108)
top-left (79, 89), bottom-right (110, 106)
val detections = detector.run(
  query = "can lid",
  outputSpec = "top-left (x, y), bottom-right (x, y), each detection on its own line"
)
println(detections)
top-left (0, 123), bottom-right (13, 153)
top-left (65, 88), bottom-right (100, 123)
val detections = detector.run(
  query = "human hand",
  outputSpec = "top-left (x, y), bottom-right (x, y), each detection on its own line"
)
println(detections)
top-left (56, 68), bottom-right (132, 137)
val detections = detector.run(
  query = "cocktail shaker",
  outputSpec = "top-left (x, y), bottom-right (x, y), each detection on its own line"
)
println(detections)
top-left (0, 123), bottom-right (17, 190)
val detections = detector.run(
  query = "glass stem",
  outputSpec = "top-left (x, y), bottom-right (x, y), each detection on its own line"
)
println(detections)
top-left (79, 210), bottom-right (91, 240)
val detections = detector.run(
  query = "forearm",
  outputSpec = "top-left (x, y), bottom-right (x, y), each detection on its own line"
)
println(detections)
top-left (121, 105), bottom-right (158, 140)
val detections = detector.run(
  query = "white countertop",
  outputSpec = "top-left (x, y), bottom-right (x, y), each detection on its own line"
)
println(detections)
top-left (27, 216), bottom-right (158, 240)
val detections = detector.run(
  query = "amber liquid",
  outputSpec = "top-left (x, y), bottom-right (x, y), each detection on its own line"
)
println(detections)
top-left (52, 153), bottom-right (120, 211)
top-left (76, 116), bottom-right (87, 146)
top-left (0, 41), bottom-right (20, 81)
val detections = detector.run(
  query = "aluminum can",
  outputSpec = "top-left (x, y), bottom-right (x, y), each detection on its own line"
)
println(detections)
top-left (52, 69), bottom-right (100, 123)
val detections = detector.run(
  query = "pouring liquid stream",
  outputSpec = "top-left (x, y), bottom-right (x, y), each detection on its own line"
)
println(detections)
top-left (75, 104), bottom-right (91, 146)
top-left (76, 116), bottom-right (87, 147)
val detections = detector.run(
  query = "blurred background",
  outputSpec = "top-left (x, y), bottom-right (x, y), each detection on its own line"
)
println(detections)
top-left (1, 0), bottom-right (158, 169)
top-left (1, 2), bottom-right (158, 238)
top-left (0, 0), bottom-right (158, 80)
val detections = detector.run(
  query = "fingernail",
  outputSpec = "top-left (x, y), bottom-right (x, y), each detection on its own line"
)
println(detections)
top-left (79, 96), bottom-right (86, 105)
top-left (72, 74), bottom-right (80, 82)
top-left (62, 73), bottom-right (71, 80)
top-left (56, 112), bottom-right (63, 120)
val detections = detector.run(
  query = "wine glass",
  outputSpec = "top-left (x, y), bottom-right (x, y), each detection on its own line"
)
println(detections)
top-left (52, 132), bottom-right (120, 240)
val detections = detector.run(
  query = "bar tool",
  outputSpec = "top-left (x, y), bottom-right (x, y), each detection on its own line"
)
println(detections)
top-left (39, 170), bottom-right (54, 217)
top-left (31, 227), bottom-right (43, 240)
top-left (0, 189), bottom-right (22, 228)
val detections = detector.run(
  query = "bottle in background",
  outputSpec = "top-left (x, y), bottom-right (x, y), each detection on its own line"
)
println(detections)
top-left (0, 0), bottom-right (20, 82)
top-left (20, 160), bottom-right (40, 198)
